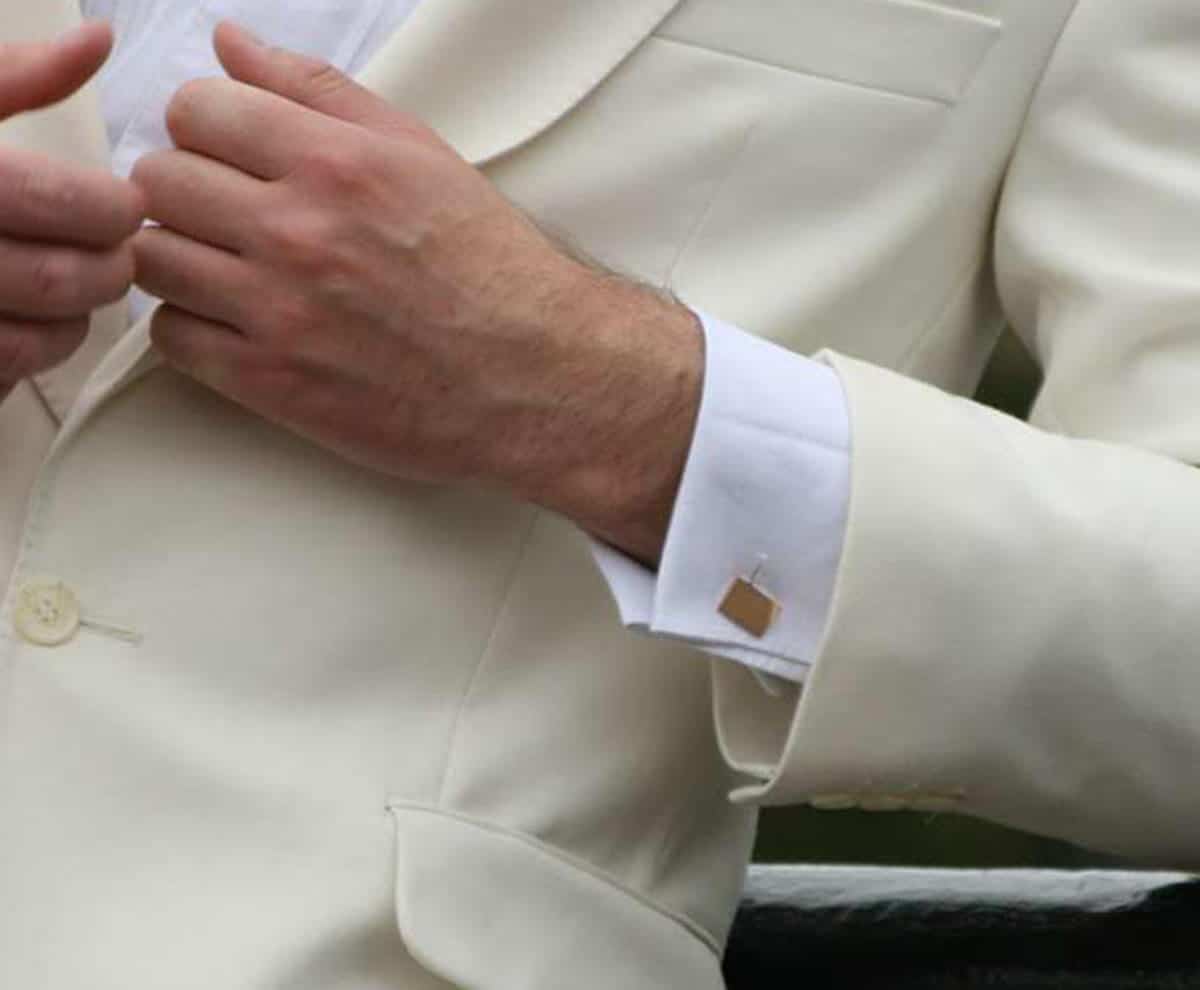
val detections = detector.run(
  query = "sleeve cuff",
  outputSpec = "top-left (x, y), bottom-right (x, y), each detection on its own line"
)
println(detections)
top-left (590, 310), bottom-right (852, 683)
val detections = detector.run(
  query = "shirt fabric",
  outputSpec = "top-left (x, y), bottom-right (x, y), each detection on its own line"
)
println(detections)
top-left (593, 314), bottom-right (850, 681)
top-left (78, 0), bottom-right (852, 682)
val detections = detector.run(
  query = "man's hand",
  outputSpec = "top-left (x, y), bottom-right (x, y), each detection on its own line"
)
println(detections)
top-left (133, 22), bottom-right (702, 564)
top-left (0, 22), bottom-right (144, 397)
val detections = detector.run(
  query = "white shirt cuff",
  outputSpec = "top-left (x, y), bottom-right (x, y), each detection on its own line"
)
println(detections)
top-left (591, 311), bottom-right (851, 683)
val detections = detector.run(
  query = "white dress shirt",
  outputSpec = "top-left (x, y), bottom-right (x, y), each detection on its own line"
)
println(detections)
top-left (80, 0), bottom-right (852, 683)
top-left (593, 314), bottom-right (850, 681)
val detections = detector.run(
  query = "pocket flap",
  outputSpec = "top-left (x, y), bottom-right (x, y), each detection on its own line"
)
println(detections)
top-left (658, 0), bottom-right (1003, 104)
top-left (388, 803), bottom-right (724, 989)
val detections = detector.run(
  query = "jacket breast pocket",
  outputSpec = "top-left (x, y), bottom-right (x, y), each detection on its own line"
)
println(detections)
top-left (386, 802), bottom-right (725, 989)
top-left (655, 0), bottom-right (1003, 105)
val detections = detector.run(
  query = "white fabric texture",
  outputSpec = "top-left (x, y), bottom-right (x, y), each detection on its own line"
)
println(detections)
top-left (9, 1), bottom-right (1200, 984)
top-left (80, 0), bottom-right (857, 685)
top-left (82, 0), bottom-right (419, 172)
top-left (80, 0), bottom-right (420, 321)
top-left (593, 312), bottom-right (850, 681)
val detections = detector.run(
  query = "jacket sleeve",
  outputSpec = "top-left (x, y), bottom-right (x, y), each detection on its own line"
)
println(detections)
top-left (712, 0), bottom-right (1200, 865)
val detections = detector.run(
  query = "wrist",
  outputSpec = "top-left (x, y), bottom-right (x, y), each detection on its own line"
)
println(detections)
top-left (501, 269), bottom-right (704, 566)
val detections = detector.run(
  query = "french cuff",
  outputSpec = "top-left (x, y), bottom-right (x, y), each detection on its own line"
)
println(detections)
top-left (590, 311), bottom-right (852, 683)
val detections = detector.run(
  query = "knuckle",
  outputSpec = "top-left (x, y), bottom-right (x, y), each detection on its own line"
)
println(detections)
top-left (260, 294), bottom-right (320, 342)
top-left (392, 109), bottom-right (439, 145)
top-left (17, 163), bottom-right (77, 220)
top-left (301, 142), bottom-right (370, 191)
top-left (28, 249), bottom-right (80, 311)
top-left (299, 57), bottom-right (350, 100)
top-left (258, 213), bottom-right (330, 274)
top-left (261, 217), bottom-right (312, 264)
top-left (250, 352), bottom-right (306, 407)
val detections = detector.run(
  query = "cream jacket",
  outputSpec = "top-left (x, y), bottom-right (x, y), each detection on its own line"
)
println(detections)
top-left (0, 1), bottom-right (1194, 987)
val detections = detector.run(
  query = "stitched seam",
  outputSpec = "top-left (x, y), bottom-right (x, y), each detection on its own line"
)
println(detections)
top-left (896, 247), bottom-right (989, 375)
top-left (664, 116), bottom-right (761, 292)
top-left (894, 2), bottom-right (1087, 383)
top-left (3, 446), bottom-right (69, 621)
top-left (988, 1), bottom-right (1084, 306)
top-left (432, 507), bottom-right (541, 807)
top-left (2, 322), bottom-right (179, 769)
top-left (386, 799), bottom-right (723, 955)
top-left (0, 431), bottom-right (69, 755)
top-left (1000, 0), bottom-right (1085, 182)
top-left (989, 4), bottom-right (1085, 432)
top-left (475, 2), bottom-right (682, 165)
top-left (26, 377), bottom-right (61, 426)
top-left (901, 0), bottom-right (1002, 30)
top-left (652, 34), bottom-right (954, 107)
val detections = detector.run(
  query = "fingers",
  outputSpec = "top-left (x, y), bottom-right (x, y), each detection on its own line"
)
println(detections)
top-left (0, 238), bottom-right (134, 320)
top-left (212, 21), bottom-right (430, 143)
top-left (167, 20), bottom-right (439, 182)
top-left (166, 75), bottom-right (339, 180)
top-left (0, 316), bottom-right (88, 384)
top-left (0, 21), bottom-right (113, 121)
top-left (151, 304), bottom-right (259, 402)
top-left (0, 19), bottom-right (130, 380)
top-left (133, 225), bottom-right (254, 328)
top-left (131, 148), bottom-right (264, 252)
top-left (0, 146), bottom-right (144, 247)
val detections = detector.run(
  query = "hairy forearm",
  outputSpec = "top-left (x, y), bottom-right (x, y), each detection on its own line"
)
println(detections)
top-left (498, 266), bottom-right (704, 567)
top-left (129, 28), bottom-right (704, 542)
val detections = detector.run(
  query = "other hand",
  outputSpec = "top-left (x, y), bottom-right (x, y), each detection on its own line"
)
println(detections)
top-left (0, 22), bottom-right (144, 394)
top-left (133, 22), bottom-right (702, 564)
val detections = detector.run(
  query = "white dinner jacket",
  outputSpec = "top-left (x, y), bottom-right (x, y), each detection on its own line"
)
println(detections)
top-left (0, 1), bottom-right (1195, 988)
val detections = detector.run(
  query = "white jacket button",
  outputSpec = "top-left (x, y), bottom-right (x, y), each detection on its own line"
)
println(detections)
top-left (14, 579), bottom-right (82, 647)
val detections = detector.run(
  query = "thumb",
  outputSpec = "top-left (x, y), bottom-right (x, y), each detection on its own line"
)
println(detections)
top-left (212, 21), bottom-right (431, 143)
top-left (0, 21), bottom-right (113, 121)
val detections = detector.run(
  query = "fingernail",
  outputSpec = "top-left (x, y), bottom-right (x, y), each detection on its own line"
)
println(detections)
top-left (238, 24), bottom-right (265, 47)
top-left (220, 20), bottom-right (264, 47)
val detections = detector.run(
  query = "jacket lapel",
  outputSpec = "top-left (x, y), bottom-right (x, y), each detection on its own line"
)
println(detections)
top-left (52, 0), bottom-right (684, 429)
top-left (359, 0), bottom-right (683, 166)
top-left (0, 0), bottom-right (131, 421)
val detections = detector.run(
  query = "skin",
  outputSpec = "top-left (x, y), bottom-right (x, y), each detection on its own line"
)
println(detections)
top-left (131, 23), bottom-right (704, 565)
top-left (0, 22), bottom-right (145, 402)
top-left (3, 20), bottom-right (703, 566)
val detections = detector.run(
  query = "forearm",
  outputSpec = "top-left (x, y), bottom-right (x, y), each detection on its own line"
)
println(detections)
top-left (498, 269), bottom-right (704, 568)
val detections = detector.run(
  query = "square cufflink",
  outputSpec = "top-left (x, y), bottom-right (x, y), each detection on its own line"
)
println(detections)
top-left (718, 574), bottom-right (781, 638)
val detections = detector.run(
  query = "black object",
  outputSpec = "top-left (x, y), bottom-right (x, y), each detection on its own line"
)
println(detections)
top-left (724, 865), bottom-right (1200, 989)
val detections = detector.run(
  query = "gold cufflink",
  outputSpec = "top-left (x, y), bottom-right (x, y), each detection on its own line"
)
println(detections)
top-left (718, 561), bottom-right (781, 638)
